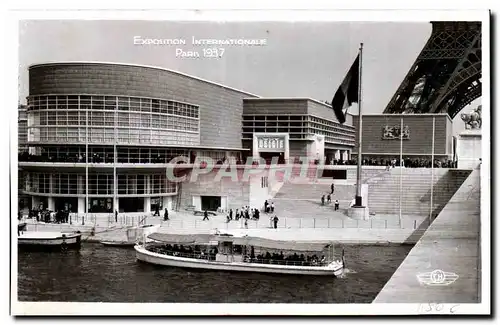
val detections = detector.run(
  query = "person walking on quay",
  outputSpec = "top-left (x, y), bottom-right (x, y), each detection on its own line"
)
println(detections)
top-left (203, 209), bottom-right (209, 221)
top-left (321, 195), bottom-right (325, 206)
top-left (273, 215), bottom-right (279, 229)
top-left (115, 209), bottom-right (118, 223)
top-left (229, 208), bottom-right (233, 221)
top-left (334, 199), bottom-right (340, 211)
top-left (331, 183), bottom-right (335, 194)
top-left (235, 209), bottom-right (239, 221)
top-left (271, 202), bottom-right (275, 213)
top-left (327, 193), bottom-right (331, 204)
top-left (163, 208), bottom-right (169, 221)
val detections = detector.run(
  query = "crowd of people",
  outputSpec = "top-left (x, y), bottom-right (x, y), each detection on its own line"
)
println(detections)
top-left (326, 157), bottom-right (457, 168)
top-left (146, 243), bottom-right (328, 266)
top-left (24, 208), bottom-right (70, 224)
top-left (213, 200), bottom-right (279, 229)
top-left (19, 152), bottom-right (457, 169)
top-left (147, 244), bottom-right (219, 261)
top-left (251, 251), bottom-right (327, 266)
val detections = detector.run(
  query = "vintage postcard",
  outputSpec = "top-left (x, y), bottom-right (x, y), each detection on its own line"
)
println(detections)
top-left (9, 8), bottom-right (490, 316)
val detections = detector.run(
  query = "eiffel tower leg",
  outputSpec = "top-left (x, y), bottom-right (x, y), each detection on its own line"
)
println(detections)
top-left (383, 22), bottom-right (481, 118)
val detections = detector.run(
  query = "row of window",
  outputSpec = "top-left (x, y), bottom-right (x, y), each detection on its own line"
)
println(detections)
top-left (27, 95), bottom-right (200, 118)
top-left (22, 147), bottom-right (239, 164)
top-left (29, 111), bottom-right (199, 131)
top-left (24, 173), bottom-right (176, 195)
top-left (28, 127), bottom-right (200, 146)
top-left (243, 115), bottom-right (306, 121)
top-left (242, 121), bottom-right (355, 139)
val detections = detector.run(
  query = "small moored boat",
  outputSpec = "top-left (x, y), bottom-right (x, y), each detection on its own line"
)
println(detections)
top-left (18, 231), bottom-right (82, 251)
top-left (135, 231), bottom-right (345, 276)
top-left (99, 224), bottom-right (160, 248)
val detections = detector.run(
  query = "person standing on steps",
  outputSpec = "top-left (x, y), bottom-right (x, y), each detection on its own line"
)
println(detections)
top-left (203, 209), bottom-right (209, 221)
top-left (273, 215), bottom-right (279, 229)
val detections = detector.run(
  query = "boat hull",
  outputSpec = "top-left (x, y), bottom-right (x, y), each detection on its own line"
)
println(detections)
top-left (135, 245), bottom-right (343, 276)
top-left (101, 241), bottom-right (135, 247)
top-left (18, 232), bottom-right (82, 251)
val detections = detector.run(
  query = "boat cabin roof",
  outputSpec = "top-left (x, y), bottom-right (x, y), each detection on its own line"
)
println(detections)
top-left (147, 233), bottom-right (214, 245)
top-left (148, 233), bottom-right (332, 252)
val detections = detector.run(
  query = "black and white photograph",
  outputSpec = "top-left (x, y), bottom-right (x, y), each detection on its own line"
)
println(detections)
top-left (7, 6), bottom-right (491, 316)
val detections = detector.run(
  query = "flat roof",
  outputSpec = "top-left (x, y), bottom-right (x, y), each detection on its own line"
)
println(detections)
top-left (28, 61), bottom-right (261, 98)
top-left (243, 97), bottom-right (333, 109)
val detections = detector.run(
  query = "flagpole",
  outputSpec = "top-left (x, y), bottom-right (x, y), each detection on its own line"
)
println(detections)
top-left (114, 98), bottom-right (118, 218)
top-left (399, 117), bottom-right (403, 227)
top-left (355, 43), bottom-right (364, 207)
top-left (85, 105), bottom-right (89, 220)
top-left (430, 116), bottom-right (435, 221)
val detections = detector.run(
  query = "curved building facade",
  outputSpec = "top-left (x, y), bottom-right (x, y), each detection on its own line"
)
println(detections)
top-left (21, 62), bottom-right (257, 214)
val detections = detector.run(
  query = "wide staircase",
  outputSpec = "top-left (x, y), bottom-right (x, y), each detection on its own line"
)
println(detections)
top-left (368, 168), bottom-right (471, 216)
top-left (274, 183), bottom-right (355, 201)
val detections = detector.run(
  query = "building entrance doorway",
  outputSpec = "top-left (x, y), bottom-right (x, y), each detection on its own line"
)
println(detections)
top-left (89, 197), bottom-right (113, 213)
top-left (201, 196), bottom-right (221, 212)
top-left (151, 197), bottom-right (163, 214)
top-left (120, 197), bottom-right (144, 213)
top-left (55, 197), bottom-right (78, 212)
top-left (259, 152), bottom-right (285, 164)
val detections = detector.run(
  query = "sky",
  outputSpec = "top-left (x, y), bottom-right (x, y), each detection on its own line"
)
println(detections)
top-left (18, 20), bottom-right (479, 134)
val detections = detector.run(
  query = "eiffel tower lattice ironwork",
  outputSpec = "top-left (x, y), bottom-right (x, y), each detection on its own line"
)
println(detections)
top-left (383, 21), bottom-right (481, 119)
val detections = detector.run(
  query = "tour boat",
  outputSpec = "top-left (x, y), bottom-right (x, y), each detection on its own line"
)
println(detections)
top-left (18, 230), bottom-right (82, 251)
top-left (134, 231), bottom-right (345, 276)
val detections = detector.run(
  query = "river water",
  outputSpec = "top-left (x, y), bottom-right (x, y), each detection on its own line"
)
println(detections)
top-left (18, 244), bottom-right (412, 303)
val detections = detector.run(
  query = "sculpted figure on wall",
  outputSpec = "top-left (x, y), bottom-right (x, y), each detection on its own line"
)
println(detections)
top-left (461, 105), bottom-right (482, 130)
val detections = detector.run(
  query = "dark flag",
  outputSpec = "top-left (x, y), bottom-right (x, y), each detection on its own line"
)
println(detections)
top-left (331, 54), bottom-right (360, 124)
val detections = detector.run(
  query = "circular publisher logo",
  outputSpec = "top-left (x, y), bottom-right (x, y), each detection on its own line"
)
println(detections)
top-left (431, 270), bottom-right (445, 284)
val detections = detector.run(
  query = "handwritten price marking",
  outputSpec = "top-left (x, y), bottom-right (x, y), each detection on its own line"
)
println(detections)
top-left (418, 303), bottom-right (460, 314)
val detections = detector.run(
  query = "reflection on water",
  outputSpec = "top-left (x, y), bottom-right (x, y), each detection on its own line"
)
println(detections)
top-left (18, 244), bottom-right (412, 303)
